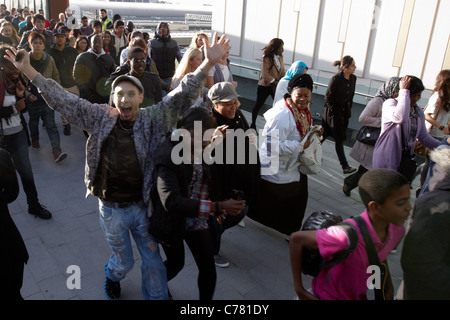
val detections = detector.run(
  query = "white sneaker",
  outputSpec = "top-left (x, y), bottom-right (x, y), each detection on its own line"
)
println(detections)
top-left (214, 254), bottom-right (230, 268)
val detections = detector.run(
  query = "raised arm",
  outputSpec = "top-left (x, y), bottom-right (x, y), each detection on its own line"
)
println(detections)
top-left (4, 47), bottom-right (112, 132)
top-left (147, 33), bottom-right (230, 133)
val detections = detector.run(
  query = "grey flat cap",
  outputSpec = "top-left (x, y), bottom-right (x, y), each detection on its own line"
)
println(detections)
top-left (208, 82), bottom-right (240, 103)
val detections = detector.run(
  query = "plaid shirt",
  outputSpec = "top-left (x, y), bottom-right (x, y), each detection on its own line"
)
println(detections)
top-left (185, 164), bottom-right (211, 231)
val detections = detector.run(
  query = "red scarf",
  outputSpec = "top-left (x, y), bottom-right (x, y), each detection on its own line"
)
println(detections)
top-left (284, 97), bottom-right (312, 138)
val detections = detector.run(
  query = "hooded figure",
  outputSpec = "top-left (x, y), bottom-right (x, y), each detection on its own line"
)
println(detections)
top-left (401, 145), bottom-right (450, 300)
top-left (150, 22), bottom-right (183, 81)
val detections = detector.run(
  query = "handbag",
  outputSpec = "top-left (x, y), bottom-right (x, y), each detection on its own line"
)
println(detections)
top-left (356, 125), bottom-right (381, 146)
top-left (398, 120), bottom-right (418, 183)
top-left (399, 150), bottom-right (417, 183)
top-left (299, 125), bottom-right (323, 175)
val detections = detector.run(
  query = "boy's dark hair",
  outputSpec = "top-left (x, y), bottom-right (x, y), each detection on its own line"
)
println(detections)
top-left (32, 14), bottom-right (45, 23)
top-left (114, 20), bottom-right (124, 29)
top-left (93, 20), bottom-right (102, 28)
top-left (28, 31), bottom-right (45, 44)
top-left (358, 169), bottom-right (409, 209)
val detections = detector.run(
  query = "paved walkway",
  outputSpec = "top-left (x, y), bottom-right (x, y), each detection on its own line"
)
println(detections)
top-left (10, 109), bottom-right (419, 300)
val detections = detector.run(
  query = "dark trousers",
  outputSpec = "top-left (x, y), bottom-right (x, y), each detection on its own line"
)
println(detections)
top-left (251, 85), bottom-right (274, 127)
top-left (322, 132), bottom-right (350, 168)
top-left (28, 102), bottom-right (61, 152)
top-left (344, 165), bottom-right (368, 191)
top-left (162, 229), bottom-right (216, 300)
top-left (5, 258), bottom-right (25, 300)
top-left (208, 206), bottom-right (247, 255)
top-left (1, 129), bottom-right (39, 207)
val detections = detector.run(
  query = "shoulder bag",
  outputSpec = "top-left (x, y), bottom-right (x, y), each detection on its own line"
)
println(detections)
top-left (354, 216), bottom-right (390, 300)
top-left (299, 125), bottom-right (323, 175)
top-left (356, 125), bottom-right (381, 146)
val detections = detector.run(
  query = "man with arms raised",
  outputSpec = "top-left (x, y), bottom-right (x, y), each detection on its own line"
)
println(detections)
top-left (5, 33), bottom-right (230, 300)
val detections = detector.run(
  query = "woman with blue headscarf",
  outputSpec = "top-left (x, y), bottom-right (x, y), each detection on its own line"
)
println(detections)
top-left (273, 61), bottom-right (308, 105)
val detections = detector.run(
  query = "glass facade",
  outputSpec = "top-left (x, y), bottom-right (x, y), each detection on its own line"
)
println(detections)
top-left (108, 0), bottom-right (155, 3)
top-left (3, 0), bottom-right (48, 14)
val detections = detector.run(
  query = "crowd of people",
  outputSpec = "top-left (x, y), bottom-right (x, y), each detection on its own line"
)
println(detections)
top-left (1, 4), bottom-right (449, 301)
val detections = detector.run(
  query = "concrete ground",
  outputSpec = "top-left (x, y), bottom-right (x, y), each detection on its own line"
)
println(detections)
top-left (10, 108), bottom-right (419, 301)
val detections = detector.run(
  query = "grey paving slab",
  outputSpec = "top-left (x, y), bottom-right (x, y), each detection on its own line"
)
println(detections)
top-left (10, 109), bottom-right (418, 301)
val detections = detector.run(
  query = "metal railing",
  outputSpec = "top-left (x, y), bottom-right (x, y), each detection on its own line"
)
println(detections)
top-left (229, 61), bottom-right (375, 103)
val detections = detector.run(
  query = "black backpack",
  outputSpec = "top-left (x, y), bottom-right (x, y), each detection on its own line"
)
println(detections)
top-left (301, 211), bottom-right (358, 277)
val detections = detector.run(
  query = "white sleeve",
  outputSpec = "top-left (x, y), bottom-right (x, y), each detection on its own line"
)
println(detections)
top-left (263, 107), bottom-right (302, 157)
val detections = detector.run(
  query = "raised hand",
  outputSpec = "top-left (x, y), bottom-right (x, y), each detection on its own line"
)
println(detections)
top-left (4, 47), bottom-right (38, 81)
top-left (399, 76), bottom-right (411, 90)
top-left (202, 32), bottom-right (230, 69)
top-left (4, 48), bottom-right (29, 71)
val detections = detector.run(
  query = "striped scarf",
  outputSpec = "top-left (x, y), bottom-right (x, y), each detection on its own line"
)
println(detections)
top-left (284, 97), bottom-right (312, 138)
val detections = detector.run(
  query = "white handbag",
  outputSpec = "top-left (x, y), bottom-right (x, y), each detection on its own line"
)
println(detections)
top-left (299, 125), bottom-right (323, 175)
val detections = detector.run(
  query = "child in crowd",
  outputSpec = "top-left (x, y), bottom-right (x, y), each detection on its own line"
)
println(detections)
top-left (289, 168), bottom-right (411, 300)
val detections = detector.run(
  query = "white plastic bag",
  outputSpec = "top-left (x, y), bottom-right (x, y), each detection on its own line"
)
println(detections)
top-left (299, 125), bottom-right (323, 175)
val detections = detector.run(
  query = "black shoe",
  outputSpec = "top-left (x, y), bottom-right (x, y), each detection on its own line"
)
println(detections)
top-left (105, 278), bottom-right (121, 300)
top-left (343, 166), bottom-right (357, 174)
top-left (28, 203), bottom-right (52, 219)
top-left (104, 262), bottom-right (120, 300)
top-left (342, 183), bottom-right (351, 197)
top-left (63, 124), bottom-right (71, 136)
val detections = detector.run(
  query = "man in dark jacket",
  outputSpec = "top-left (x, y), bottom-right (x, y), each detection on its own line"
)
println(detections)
top-left (207, 82), bottom-right (260, 267)
top-left (73, 34), bottom-right (115, 104)
top-left (0, 148), bottom-right (29, 300)
top-left (18, 14), bottom-right (53, 52)
top-left (107, 47), bottom-right (162, 108)
top-left (150, 22), bottom-right (182, 94)
top-left (49, 27), bottom-right (80, 135)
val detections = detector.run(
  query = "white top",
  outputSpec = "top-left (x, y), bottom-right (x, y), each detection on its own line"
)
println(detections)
top-left (260, 99), bottom-right (305, 184)
top-left (273, 78), bottom-right (289, 106)
top-left (208, 63), bottom-right (231, 83)
top-left (1, 92), bottom-right (22, 136)
top-left (425, 92), bottom-right (450, 139)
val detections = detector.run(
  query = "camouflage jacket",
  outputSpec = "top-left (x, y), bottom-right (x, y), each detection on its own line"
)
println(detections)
top-left (31, 69), bottom-right (206, 205)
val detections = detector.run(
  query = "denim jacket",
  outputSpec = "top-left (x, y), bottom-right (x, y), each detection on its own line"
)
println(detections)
top-left (31, 68), bottom-right (206, 205)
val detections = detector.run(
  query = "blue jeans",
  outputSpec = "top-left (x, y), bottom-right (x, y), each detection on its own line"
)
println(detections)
top-left (98, 200), bottom-right (168, 300)
top-left (1, 129), bottom-right (39, 206)
top-left (162, 78), bottom-right (172, 97)
top-left (28, 102), bottom-right (61, 152)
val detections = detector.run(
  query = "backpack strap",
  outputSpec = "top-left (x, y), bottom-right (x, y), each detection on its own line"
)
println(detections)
top-left (320, 221), bottom-right (358, 272)
top-left (353, 216), bottom-right (387, 300)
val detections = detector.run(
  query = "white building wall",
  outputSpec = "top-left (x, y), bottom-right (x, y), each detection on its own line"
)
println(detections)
top-left (212, 0), bottom-right (450, 96)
